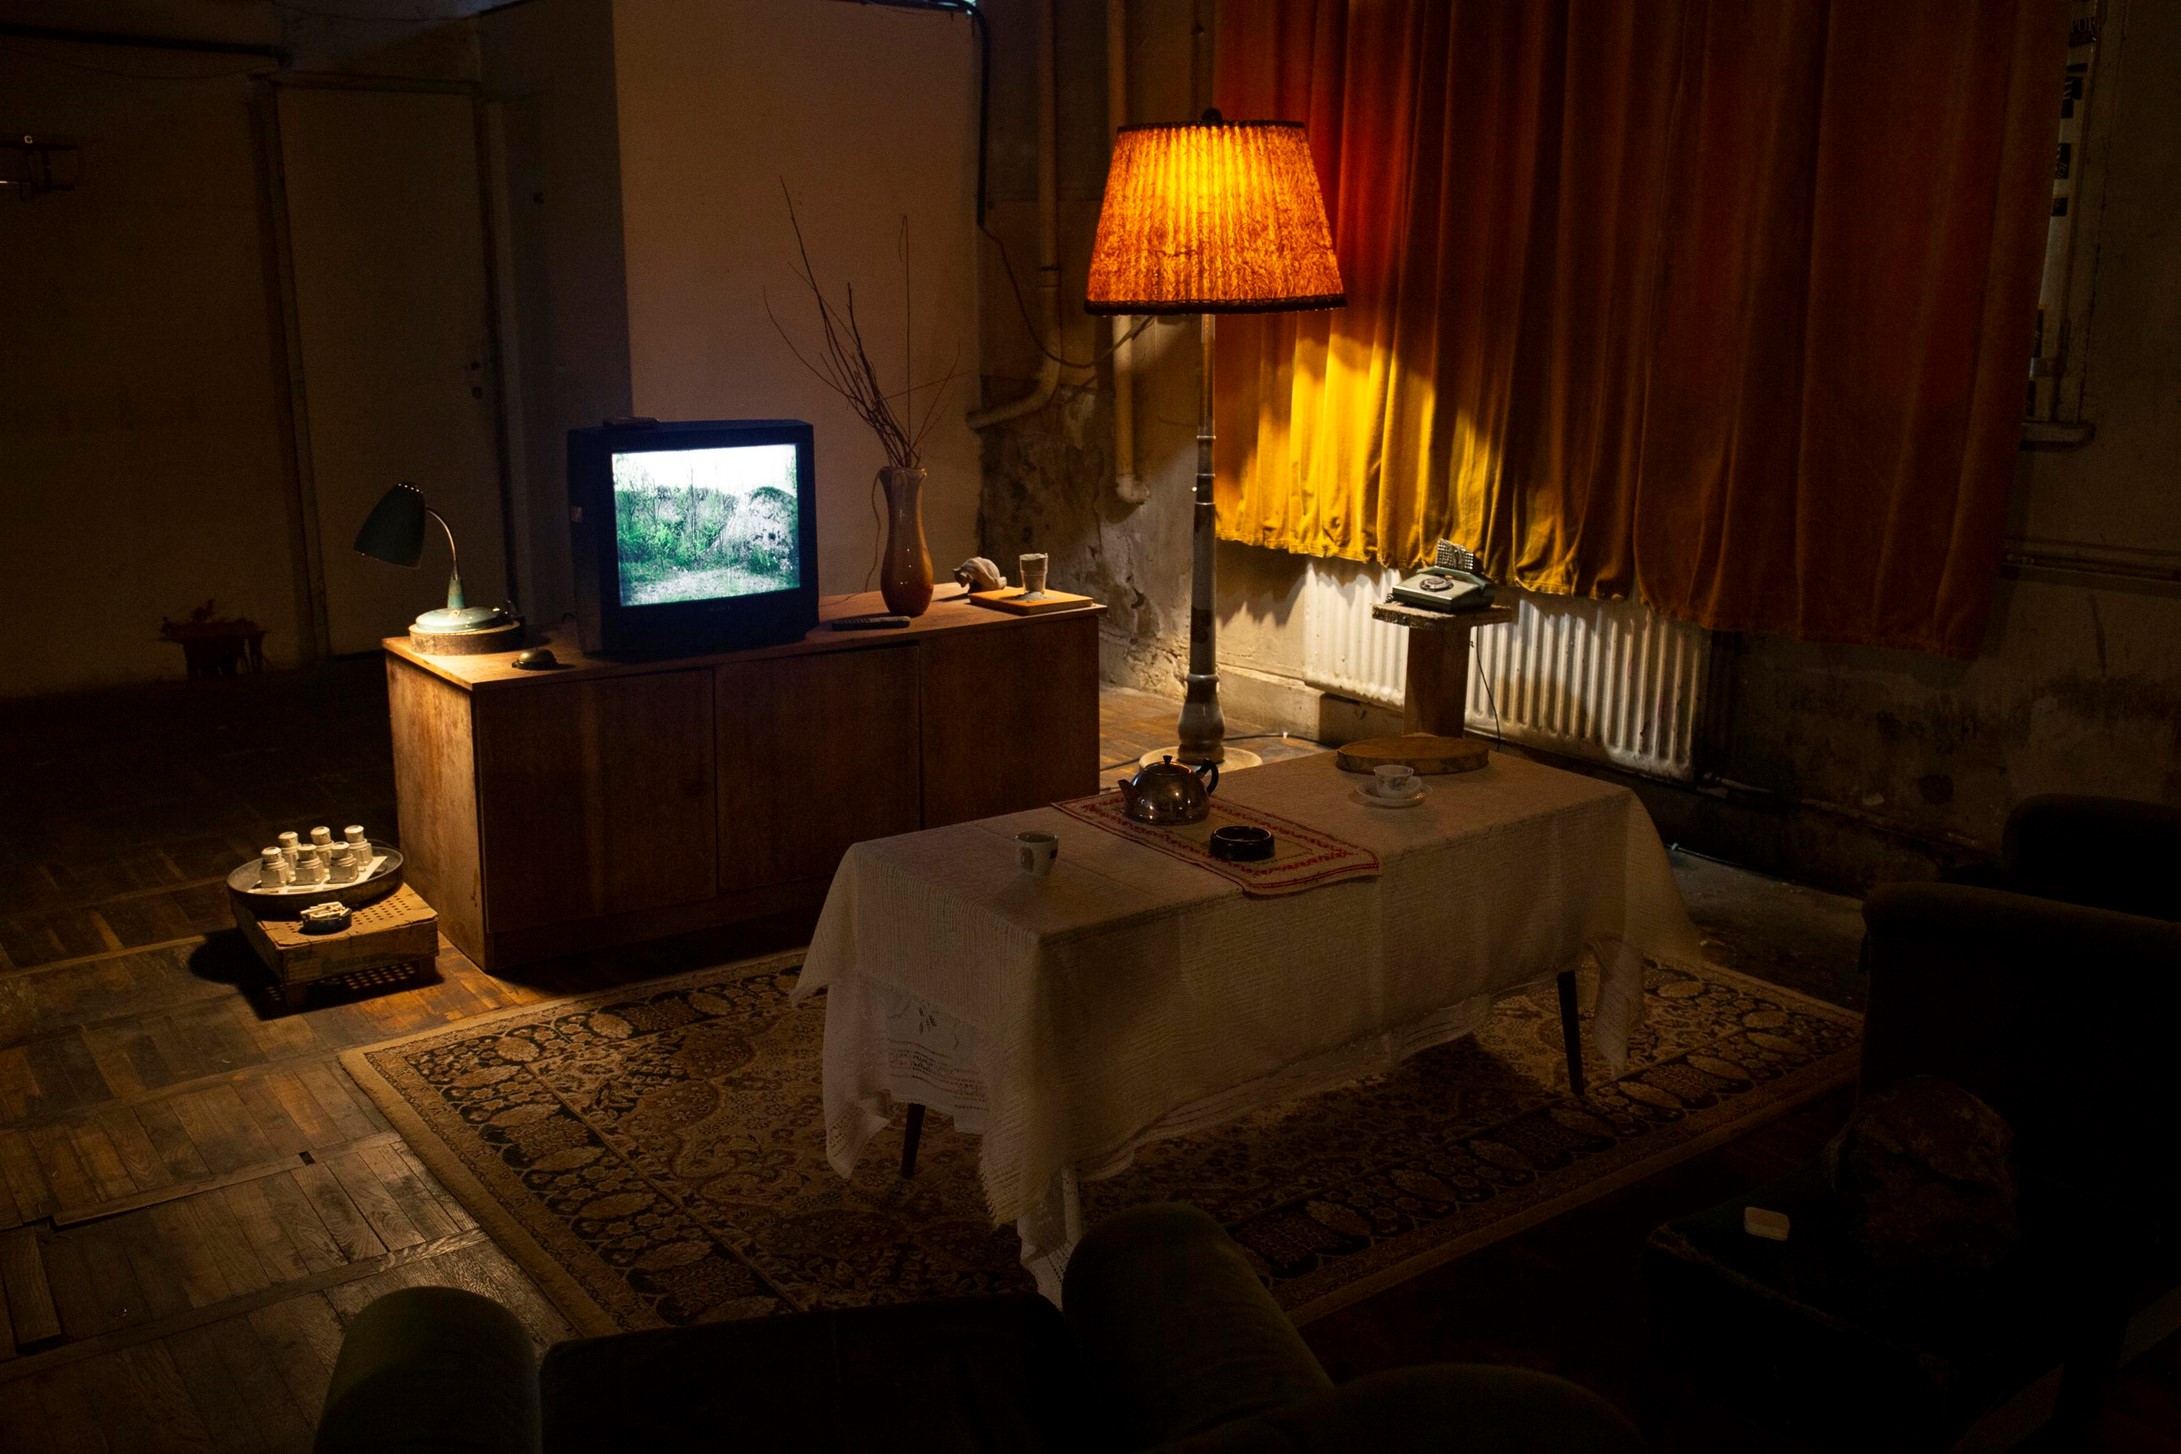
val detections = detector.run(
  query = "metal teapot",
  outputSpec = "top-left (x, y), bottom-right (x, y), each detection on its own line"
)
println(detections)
top-left (1117, 755), bottom-right (1220, 825)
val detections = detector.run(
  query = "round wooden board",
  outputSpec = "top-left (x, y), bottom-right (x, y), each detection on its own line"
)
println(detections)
top-left (1335, 733), bottom-right (1489, 776)
top-left (407, 621), bottom-right (525, 656)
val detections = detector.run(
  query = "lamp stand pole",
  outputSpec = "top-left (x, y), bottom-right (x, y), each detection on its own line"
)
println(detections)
top-left (424, 506), bottom-right (467, 610)
top-left (1177, 312), bottom-right (1227, 765)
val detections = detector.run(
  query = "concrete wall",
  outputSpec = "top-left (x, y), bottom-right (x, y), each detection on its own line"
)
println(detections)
top-left (481, 0), bottom-right (632, 629)
top-left (0, 38), bottom-right (300, 695)
top-left (607, 0), bottom-right (985, 598)
top-left (0, 2), bottom-right (489, 696)
top-left (977, 0), bottom-right (1209, 694)
top-left (1711, 0), bottom-right (2181, 886)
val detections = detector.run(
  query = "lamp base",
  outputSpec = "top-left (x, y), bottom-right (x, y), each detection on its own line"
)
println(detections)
top-left (415, 605), bottom-right (511, 633)
top-left (408, 618), bottom-right (524, 656)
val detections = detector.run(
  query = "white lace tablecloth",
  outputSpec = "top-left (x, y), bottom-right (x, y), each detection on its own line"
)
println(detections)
top-left (793, 750), bottom-right (1702, 1298)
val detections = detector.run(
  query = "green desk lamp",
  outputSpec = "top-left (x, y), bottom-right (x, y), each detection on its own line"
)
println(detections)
top-left (353, 483), bottom-right (514, 641)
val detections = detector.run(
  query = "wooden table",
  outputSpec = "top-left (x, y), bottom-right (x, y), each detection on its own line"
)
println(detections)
top-left (797, 750), bottom-right (1703, 1299)
top-left (231, 882), bottom-right (439, 1010)
top-left (1371, 598), bottom-right (1517, 736)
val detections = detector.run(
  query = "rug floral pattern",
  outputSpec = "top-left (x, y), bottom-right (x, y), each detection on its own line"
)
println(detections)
top-left (345, 955), bottom-right (1860, 1333)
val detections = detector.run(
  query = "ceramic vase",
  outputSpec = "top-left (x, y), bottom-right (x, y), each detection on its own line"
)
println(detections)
top-left (878, 465), bottom-right (934, 617)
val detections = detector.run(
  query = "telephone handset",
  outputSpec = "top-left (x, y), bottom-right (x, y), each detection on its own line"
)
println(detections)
top-left (1391, 540), bottom-right (1495, 613)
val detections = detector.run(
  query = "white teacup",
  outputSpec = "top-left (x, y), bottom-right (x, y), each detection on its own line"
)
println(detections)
top-left (1017, 830), bottom-right (1059, 877)
top-left (1372, 764), bottom-right (1421, 799)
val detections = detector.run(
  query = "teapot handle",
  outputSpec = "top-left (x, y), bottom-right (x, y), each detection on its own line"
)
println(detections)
top-left (1194, 760), bottom-right (1220, 796)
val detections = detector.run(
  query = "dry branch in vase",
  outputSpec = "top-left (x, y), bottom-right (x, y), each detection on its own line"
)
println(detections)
top-left (765, 184), bottom-right (961, 471)
top-left (765, 185), bottom-right (960, 612)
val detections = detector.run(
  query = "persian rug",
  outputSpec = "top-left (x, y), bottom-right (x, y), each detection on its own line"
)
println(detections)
top-left (344, 953), bottom-right (1860, 1335)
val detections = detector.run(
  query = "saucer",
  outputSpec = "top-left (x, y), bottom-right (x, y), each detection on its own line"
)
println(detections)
top-left (1352, 783), bottom-right (1430, 809)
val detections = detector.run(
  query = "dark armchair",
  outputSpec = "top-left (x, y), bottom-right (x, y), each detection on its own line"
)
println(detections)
top-left (1644, 794), bottom-right (2181, 1448)
top-left (316, 1203), bottom-right (1644, 1453)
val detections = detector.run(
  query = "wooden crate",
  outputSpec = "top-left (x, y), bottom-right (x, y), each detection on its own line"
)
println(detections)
top-left (231, 882), bottom-right (440, 1010)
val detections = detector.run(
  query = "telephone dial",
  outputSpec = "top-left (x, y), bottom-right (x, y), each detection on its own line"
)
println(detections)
top-left (1391, 540), bottom-right (1496, 613)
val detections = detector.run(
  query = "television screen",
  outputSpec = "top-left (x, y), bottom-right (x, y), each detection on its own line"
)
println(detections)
top-left (610, 442), bottom-right (802, 607)
top-left (569, 419), bottom-right (817, 657)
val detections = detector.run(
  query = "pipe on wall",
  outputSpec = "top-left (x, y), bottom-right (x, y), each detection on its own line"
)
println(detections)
top-left (966, 0), bottom-right (1061, 429)
top-left (1107, 0), bottom-right (1146, 502)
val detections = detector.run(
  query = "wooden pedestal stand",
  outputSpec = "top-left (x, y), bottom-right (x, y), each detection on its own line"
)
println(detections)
top-left (231, 883), bottom-right (440, 1010)
top-left (1335, 599), bottom-right (1518, 776)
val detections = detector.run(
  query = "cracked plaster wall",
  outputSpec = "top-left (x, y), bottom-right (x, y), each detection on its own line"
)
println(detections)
top-left (974, 0), bottom-right (1209, 700)
top-left (1713, 0), bottom-right (2181, 885)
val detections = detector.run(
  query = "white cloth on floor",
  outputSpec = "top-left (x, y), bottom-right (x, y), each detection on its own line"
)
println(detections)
top-left (794, 751), bottom-right (1703, 1294)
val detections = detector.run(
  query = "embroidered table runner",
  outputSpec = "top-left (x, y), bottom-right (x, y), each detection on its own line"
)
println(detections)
top-left (1051, 790), bottom-right (1379, 896)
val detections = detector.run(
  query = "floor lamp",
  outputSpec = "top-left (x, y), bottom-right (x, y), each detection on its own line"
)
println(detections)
top-left (1085, 112), bottom-right (1345, 766)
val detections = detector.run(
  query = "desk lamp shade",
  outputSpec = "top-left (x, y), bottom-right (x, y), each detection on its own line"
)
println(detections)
top-left (1086, 116), bottom-right (1344, 315)
top-left (354, 481), bottom-right (508, 633)
top-left (354, 482), bottom-right (428, 569)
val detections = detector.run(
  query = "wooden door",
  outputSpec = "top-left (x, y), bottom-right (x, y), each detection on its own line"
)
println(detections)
top-left (919, 616), bottom-right (1101, 825)
top-left (715, 647), bottom-right (921, 889)
top-left (473, 670), bottom-right (716, 934)
top-left (276, 84), bottom-right (509, 655)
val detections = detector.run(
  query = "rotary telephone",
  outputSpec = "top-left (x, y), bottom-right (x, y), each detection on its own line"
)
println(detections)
top-left (1391, 540), bottom-right (1496, 612)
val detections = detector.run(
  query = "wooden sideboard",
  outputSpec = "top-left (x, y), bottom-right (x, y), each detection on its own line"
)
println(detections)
top-left (385, 589), bottom-right (1104, 970)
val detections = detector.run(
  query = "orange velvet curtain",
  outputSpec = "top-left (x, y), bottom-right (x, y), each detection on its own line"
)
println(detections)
top-left (1214, 0), bottom-right (2065, 656)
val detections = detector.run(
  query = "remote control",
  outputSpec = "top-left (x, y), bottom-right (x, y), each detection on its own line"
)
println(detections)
top-left (828, 614), bottom-right (913, 631)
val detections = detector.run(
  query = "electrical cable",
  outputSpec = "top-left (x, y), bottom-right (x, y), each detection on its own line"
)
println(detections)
top-left (1231, 731), bottom-right (1329, 749)
top-left (847, 1), bottom-right (990, 223)
top-left (1473, 653), bottom-right (1506, 744)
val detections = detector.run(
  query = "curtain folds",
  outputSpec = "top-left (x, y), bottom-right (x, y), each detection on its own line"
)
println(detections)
top-left (1214, 0), bottom-right (2065, 656)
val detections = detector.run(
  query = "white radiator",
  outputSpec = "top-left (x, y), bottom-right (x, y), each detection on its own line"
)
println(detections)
top-left (1298, 561), bottom-right (1717, 782)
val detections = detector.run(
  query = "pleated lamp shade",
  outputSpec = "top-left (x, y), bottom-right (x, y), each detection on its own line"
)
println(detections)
top-left (1086, 117), bottom-right (1345, 315)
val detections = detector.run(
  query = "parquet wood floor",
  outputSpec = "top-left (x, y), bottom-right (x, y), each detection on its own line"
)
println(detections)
top-left (0, 664), bottom-right (599, 1451)
top-left (0, 665), bottom-right (2171, 1450)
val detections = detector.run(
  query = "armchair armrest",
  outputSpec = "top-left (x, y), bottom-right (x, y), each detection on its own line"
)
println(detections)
top-left (316, 1286), bottom-right (541, 1454)
top-left (1860, 883), bottom-right (2181, 1200)
top-left (1999, 795), bottom-right (2181, 921)
top-left (1062, 1204), bottom-right (1331, 1450)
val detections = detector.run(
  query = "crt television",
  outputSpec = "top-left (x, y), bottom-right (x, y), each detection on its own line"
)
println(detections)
top-left (568, 419), bottom-right (819, 657)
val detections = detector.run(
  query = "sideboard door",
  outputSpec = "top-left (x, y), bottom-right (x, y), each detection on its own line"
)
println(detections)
top-left (473, 670), bottom-right (718, 934)
top-left (714, 646), bottom-right (922, 890)
top-left (919, 614), bottom-right (1101, 826)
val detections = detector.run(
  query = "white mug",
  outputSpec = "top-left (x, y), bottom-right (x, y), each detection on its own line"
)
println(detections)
top-left (1017, 830), bottom-right (1059, 877)
top-left (1373, 764), bottom-right (1421, 799)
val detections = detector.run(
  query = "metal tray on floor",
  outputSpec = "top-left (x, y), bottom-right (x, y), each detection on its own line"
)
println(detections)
top-left (225, 842), bottom-right (403, 914)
